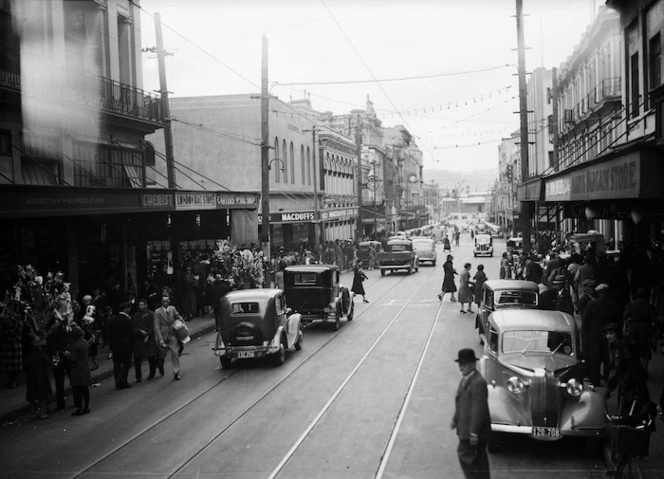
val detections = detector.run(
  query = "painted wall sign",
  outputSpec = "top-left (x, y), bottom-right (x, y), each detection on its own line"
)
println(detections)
top-left (320, 207), bottom-right (359, 221)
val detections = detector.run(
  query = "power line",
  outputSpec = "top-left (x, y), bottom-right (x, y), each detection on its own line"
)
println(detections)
top-left (275, 65), bottom-right (514, 86)
top-left (319, 0), bottom-right (414, 134)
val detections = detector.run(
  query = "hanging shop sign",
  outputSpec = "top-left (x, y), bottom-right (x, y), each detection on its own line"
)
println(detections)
top-left (175, 192), bottom-right (217, 210)
top-left (544, 153), bottom-right (641, 202)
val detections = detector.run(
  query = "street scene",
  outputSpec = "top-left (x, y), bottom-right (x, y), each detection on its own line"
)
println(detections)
top-left (5, 236), bottom-right (659, 479)
top-left (1, 0), bottom-right (664, 478)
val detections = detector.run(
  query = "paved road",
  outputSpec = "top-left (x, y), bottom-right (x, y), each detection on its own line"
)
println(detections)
top-left (0, 234), bottom-right (609, 478)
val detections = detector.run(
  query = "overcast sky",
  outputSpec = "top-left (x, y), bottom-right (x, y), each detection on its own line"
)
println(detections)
top-left (139, 0), bottom-right (603, 172)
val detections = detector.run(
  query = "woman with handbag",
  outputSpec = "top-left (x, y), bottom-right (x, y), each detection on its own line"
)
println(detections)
top-left (351, 263), bottom-right (369, 303)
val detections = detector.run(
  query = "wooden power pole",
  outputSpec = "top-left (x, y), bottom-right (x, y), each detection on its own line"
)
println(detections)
top-left (260, 35), bottom-right (271, 264)
top-left (154, 12), bottom-right (176, 189)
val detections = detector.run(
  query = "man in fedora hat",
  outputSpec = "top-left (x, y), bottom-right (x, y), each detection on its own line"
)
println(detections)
top-left (451, 348), bottom-right (491, 478)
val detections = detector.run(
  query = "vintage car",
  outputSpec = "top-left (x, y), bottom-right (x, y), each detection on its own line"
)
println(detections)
top-left (569, 232), bottom-right (606, 255)
top-left (473, 233), bottom-right (493, 257)
top-left (478, 309), bottom-right (607, 450)
top-left (376, 239), bottom-right (419, 276)
top-left (411, 237), bottom-right (436, 266)
top-left (356, 241), bottom-right (383, 268)
top-left (283, 265), bottom-right (353, 331)
top-left (476, 280), bottom-right (540, 344)
top-left (214, 289), bottom-right (303, 369)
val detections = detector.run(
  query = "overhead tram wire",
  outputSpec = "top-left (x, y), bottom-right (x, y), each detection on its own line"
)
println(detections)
top-left (319, 0), bottom-right (415, 134)
top-left (172, 118), bottom-right (261, 147)
top-left (152, 149), bottom-right (233, 192)
top-left (129, 0), bottom-right (260, 92)
top-left (275, 64), bottom-right (514, 86)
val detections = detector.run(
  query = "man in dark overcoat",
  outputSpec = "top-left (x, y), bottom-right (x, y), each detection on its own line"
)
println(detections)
top-left (582, 284), bottom-right (621, 386)
top-left (132, 299), bottom-right (156, 382)
top-left (451, 348), bottom-right (491, 479)
top-left (108, 301), bottom-right (135, 390)
top-left (208, 275), bottom-right (230, 332)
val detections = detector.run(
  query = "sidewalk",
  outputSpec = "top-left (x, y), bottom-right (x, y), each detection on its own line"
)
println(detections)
top-left (0, 314), bottom-right (217, 425)
top-left (602, 345), bottom-right (664, 476)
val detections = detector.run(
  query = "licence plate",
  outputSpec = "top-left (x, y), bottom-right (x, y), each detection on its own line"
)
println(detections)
top-left (533, 427), bottom-right (560, 438)
top-left (237, 351), bottom-right (255, 359)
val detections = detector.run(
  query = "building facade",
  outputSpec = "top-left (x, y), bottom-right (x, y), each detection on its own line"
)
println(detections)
top-left (0, 0), bottom-right (209, 296)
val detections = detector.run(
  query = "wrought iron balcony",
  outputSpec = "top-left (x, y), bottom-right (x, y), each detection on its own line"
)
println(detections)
top-left (0, 59), bottom-right (163, 124)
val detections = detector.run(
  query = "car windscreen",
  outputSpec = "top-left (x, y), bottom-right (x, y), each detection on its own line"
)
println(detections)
top-left (412, 241), bottom-right (432, 249)
top-left (495, 290), bottom-right (537, 306)
top-left (230, 302), bottom-right (260, 314)
top-left (475, 236), bottom-right (491, 244)
top-left (502, 330), bottom-right (574, 356)
top-left (386, 244), bottom-right (410, 252)
top-left (292, 272), bottom-right (319, 286)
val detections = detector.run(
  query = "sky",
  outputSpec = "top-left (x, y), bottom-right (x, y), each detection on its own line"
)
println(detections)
top-left (138, 0), bottom-right (603, 172)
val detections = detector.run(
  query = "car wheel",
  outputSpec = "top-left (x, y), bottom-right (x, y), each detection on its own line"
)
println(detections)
top-left (346, 301), bottom-right (354, 321)
top-left (474, 253), bottom-right (477, 257)
top-left (432, 261), bottom-right (436, 266)
top-left (273, 340), bottom-right (286, 366)
top-left (219, 355), bottom-right (232, 370)
top-left (381, 269), bottom-right (386, 277)
top-left (294, 328), bottom-right (303, 351)
top-left (408, 266), bottom-right (413, 275)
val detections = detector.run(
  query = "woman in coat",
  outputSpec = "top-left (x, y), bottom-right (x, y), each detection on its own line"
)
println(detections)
top-left (458, 263), bottom-right (474, 314)
top-left (68, 327), bottom-right (91, 416)
top-left (439, 254), bottom-right (458, 302)
top-left (472, 264), bottom-right (487, 310)
top-left (351, 263), bottom-right (369, 303)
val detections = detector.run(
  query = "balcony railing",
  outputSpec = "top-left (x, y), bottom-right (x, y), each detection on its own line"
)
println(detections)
top-left (0, 59), bottom-right (163, 124)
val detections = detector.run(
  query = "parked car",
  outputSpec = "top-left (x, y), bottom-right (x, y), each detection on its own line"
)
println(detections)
top-left (478, 308), bottom-right (607, 450)
top-left (411, 237), bottom-right (436, 266)
top-left (283, 265), bottom-right (353, 331)
top-left (214, 289), bottom-right (303, 369)
top-left (476, 280), bottom-right (540, 344)
top-left (356, 241), bottom-right (382, 268)
top-left (473, 233), bottom-right (493, 257)
top-left (377, 239), bottom-right (419, 276)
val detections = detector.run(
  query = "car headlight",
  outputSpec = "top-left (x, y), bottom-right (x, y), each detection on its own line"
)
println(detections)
top-left (506, 376), bottom-right (528, 394)
top-left (565, 378), bottom-right (583, 397)
top-left (323, 306), bottom-right (331, 313)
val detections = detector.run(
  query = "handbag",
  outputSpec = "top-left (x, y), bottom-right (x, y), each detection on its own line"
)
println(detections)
top-left (172, 319), bottom-right (189, 342)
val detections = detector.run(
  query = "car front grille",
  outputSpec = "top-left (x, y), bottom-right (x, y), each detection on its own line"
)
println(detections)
top-left (530, 369), bottom-right (561, 428)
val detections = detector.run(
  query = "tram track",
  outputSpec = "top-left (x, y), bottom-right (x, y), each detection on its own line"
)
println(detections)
top-left (74, 268), bottom-right (432, 478)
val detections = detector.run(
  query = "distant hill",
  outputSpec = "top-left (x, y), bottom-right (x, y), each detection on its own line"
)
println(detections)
top-left (423, 167), bottom-right (498, 194)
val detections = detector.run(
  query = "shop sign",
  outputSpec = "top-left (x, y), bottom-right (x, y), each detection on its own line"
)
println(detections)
top-left (257, 211), bottom-right (316, 223)
top-left (516, 179), bottom-right (542, 201)
top-left (545, 155), bottom-right (640, 201)
top-left (545, 177), bottom-right (571, 201)
top-left (0, 188), bottom-right (137, 217)
top-left (320, 207), bottom-right (359, 221)
top-left (141, 193), bottom-right (174, 209)
top-left (216, 192), bottom-right (258, 208)
top-left (175, 192), bottom-right (217, 210)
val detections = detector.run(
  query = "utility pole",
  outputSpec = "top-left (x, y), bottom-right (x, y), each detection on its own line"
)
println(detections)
top-left (551, 66), bottom-right (560, 171)
top-left (355, 116), bottom-right (363, 240)
top-left (154, 12), bottom-right (176, 189)
top-left (516, 0), bottom-right (532, 254)
top-left (260, 35), bottom-right (271, 268)
top-left (309, 126), bottom-right (321, 248)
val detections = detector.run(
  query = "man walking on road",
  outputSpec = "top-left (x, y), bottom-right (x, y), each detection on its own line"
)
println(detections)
top-left (108, 301), bottom-right (135, 390)
top-left (451, 348), bottom-right (491, 479)
top-left (154, 295), bottom-right (184, 381)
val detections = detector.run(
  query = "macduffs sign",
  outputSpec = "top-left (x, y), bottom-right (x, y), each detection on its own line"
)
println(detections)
top-left (258, 211), bottom-right (316, 223)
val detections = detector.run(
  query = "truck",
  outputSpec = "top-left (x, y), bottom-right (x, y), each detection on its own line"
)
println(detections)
top-left (376, 239), bottom-right (419, 276)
